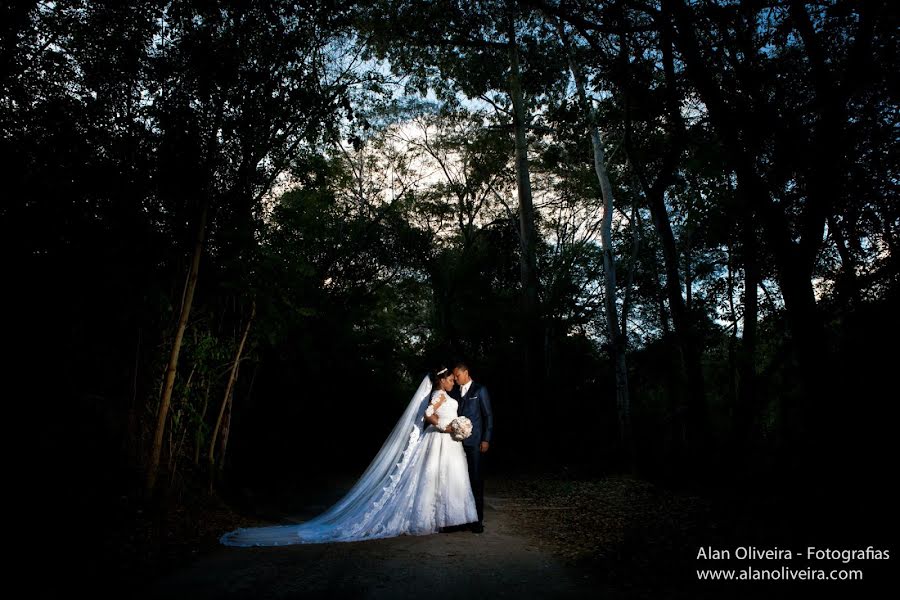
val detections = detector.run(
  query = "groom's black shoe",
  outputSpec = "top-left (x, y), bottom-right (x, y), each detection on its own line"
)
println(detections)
top-left (469, 522), bottom-right (484, 534)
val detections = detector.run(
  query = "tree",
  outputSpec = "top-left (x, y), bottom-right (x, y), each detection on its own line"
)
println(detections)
top-left (555, 18), bottom-right (632, 463)
top-left (666, 0), bottom-right (893, 453)
top-left (145, 1), bottom-right (353, 493)
top-left (356, 0), bottom-right (574, 418)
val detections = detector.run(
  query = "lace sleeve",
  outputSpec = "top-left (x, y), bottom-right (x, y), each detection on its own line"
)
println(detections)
top-left (425, 391), bottom-right (446, 418)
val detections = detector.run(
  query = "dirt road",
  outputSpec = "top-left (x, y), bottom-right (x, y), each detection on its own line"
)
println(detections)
top-left (139, 494), bottom-right (610, 599)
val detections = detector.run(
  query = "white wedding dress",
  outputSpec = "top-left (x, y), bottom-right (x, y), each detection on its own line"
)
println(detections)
top-left (220, 378), bottom-right (477, 546)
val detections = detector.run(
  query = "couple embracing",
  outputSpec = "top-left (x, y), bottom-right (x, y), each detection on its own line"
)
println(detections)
top-left (220, 362), bottom-right (493, 546)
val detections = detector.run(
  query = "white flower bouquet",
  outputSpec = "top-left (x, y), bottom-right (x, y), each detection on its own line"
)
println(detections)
top-left (449, 416), bottom-right (473, 441)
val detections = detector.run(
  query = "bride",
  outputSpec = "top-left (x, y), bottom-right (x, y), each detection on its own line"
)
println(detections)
top-left (220, 367), bottom-right (478, 546)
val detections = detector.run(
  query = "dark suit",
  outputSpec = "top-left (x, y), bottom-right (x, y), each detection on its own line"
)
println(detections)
top-left (450, 381), bottom-right (493, 524)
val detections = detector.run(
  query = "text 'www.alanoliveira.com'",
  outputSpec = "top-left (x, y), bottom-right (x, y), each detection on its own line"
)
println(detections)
top-left (695, 546), bottom-right (890, 582)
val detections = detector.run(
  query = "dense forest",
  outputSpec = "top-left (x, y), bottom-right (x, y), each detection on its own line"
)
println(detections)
top-left (5, 0), bottom-right (896, 595)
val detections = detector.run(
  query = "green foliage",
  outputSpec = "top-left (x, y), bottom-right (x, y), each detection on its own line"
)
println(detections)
top-left (8, 1), bottom-right (896, 504)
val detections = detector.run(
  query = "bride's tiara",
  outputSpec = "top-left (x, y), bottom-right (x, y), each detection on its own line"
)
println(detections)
top-left (436, 367), bottom-right (449, 376)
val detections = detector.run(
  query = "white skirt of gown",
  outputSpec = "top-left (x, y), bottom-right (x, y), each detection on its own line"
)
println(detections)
top-left (339, 423), bottom-right (478, 539)
top-left (220, 422), bottom-right (478, 545)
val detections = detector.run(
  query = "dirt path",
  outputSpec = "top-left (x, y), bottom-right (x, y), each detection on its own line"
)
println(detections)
top-left (138, 494), bottom-right (613, 599)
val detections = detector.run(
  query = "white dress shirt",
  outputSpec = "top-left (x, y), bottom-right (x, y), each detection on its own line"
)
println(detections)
top-left (460, 380), bottom-right (473, 398)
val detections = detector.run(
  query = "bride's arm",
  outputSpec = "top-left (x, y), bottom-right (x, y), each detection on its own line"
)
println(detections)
top-left (424, 393), bottom-right (453, 431)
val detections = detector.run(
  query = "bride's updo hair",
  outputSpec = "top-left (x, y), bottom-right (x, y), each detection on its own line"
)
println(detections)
top-left (430, 366), bottom-right (453, 390)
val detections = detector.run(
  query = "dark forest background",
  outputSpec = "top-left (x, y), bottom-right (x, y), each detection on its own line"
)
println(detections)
top-left (4, 0), bottom-right (897, 594)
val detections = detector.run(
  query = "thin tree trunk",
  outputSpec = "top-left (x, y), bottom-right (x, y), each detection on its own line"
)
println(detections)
top-left (827, 214), bottom-right (861, 308)
top-left (726, 237), bottom-right (739, 408)
top-left (651, 250), bottom-right (671, 337)
top-left (170, 414), bottom-right (190, 489)
top-left (217, 380), bottom-right (234, 470)
top-left (736, 206), bottom-right (759, 455)
top-left (209, 299), bottom-right (256, 470)
top-left (621, 198), bottom-right (642, 337)
top-left (194, 379), bottom-right (210, 466)
top-left (645, 183), bottom-right (708, 452)
top-left (684, 199), bottom-right (693, 312)
top-left (506, 11), bottom-right (543, 415)
top-left (558, 19), bottom-right (631, 462)
top-left (168, 365), bottom-right (196, 474)
top-left (147, 199), bottom-right (209, 494)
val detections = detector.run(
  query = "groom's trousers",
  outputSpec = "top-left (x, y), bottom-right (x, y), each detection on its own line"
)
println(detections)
top-left (463, 443), bottom-right (484, 523)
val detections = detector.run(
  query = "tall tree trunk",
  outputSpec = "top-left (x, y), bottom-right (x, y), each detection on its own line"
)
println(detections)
top-left (617, 6), bottom-right (709, 461)
top-left (670, 0), bottom-right (829, 453)
top-left (651, 248), bottom-right (671, 337)
top-left (827, 214), bottom-right (861, 308)
top-left (168, 365), bottom-right (196, 474)
top-left (506, 11), bottom-right (543, 417)
top-left (750, 169), bottom-right (828, 446)
top-left (558, 19), bottom-right (631, 463)
top-left (726, 238), bottom-right (739, 414)
top-left (621, 198), bottom-right (642, 337)
top-left (209, 300), bottom-right (256, 472)
top-left (217, 390), bottom-right (234, 472)
top-left (194, 380), bottom-right (210, 466)
top-left (683, 198), bottom-right (693, 312)
top-left (147, 198), bottom-right (209, 494)
top-left (733, 200), bottom-right (759, 462)
top-left (644, 184), bottom-right (709, 456)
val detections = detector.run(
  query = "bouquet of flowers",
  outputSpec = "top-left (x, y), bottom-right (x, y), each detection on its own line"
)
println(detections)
top-left (449, 416), bottom-right (473, 442)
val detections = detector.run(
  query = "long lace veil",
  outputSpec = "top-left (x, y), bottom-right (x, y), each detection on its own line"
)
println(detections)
top-left (219, 375), bottom-right (433, 546)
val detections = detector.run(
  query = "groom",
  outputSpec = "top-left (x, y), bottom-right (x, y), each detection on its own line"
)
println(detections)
top-left (450, 362), bottom-right (493, 533)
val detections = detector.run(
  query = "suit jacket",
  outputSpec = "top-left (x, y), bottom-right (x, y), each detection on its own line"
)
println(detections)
top-left (450, 381), bottom-right (493, 448)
